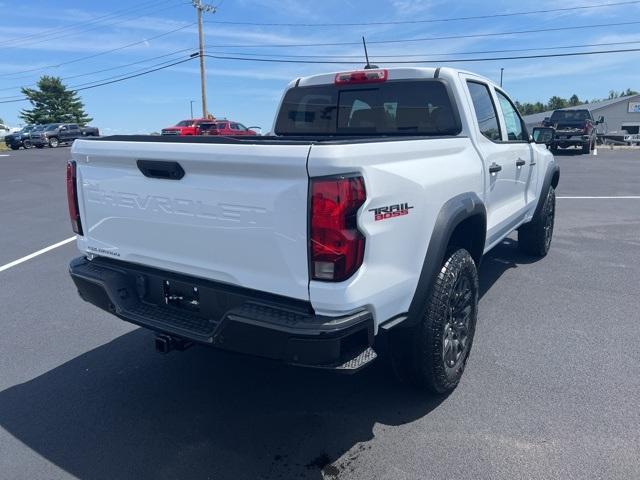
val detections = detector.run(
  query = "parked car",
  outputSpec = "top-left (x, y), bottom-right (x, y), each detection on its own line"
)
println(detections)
top-left (543, 109), bottom-right (602, 154)
top-left (161, 118), bottom-right (214, 136)
top-left (67, 67), bottom-right (558, 393)
top-left (202, 120), bottom-right (258, 136)
top-left (25, 124), bottom-right (47, 147)
top-left (4, 125), bottom-right (36, 149)
top-left (31, 123), bottom-right (99, 148)
top-left (161, 118), bottom-right (258, 136)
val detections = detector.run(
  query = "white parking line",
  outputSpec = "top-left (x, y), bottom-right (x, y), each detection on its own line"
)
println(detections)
top-left (558, 196), bottom-right (640, 199)
top-left (0, 154), bottom-right (10, 157)
top-left (0, 236), bottom-right (76, 273)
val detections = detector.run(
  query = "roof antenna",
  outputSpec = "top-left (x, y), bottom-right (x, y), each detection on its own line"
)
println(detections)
top-left (362, 36), bottom-right (378, 69)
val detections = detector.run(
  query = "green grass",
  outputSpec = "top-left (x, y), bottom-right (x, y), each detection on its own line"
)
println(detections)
top-left (0, 143), bottom-right (9, 151)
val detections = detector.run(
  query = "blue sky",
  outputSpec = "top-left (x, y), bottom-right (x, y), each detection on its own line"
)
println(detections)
top-left (1, 0), bottom-right (639, 133)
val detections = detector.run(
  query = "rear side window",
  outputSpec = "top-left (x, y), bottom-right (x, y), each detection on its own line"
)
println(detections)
top-left (496, 90), bottom-right (527, 141)
top-left (275, 80), bottom-right (460, 136)
top-left (467, 81), bottom-right (501, 141)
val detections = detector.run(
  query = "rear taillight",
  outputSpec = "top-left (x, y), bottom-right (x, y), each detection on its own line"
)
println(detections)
top-left (66, 161), bottom-right (83, 235)
top-left (310, 175), bottom-right (366, 282)
top-left (334, 69), bottom-right (387, 84)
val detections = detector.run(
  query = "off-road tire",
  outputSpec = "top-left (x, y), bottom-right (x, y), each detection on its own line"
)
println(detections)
top-left (23, 140), bottom-right (31, 148)
top-left (518, 186), bottom-right (556, 257)
top-left (390, 248), bottom-right (479, 394)
top-left (48, 136), bottom-right (59, 148)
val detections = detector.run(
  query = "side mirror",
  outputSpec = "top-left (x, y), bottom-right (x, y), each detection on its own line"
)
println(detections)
top-left (532, 126), bottom-right (555, 146)
top-left (597, 116), bottom-right (605, 125)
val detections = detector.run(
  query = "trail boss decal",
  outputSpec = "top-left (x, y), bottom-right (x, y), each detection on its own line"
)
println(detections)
top-left (369, 202), bottom-right (414, 221)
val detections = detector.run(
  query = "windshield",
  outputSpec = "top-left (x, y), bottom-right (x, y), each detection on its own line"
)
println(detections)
top-left (275, 80), bottom-right (460, 136)
top-left (550, 110), bottom-right (590, 122)
top-left (46, 125), bottom-right (61, 131)
top-left (33, 125), bottom-right (46, 131)
top-left (175, 120), bottom-right (194, 127)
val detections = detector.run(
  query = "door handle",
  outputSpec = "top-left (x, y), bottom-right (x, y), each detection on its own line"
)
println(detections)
top-left (137, 160), bottom-right (185, 180)
top-left (516, 158), bottom-right (526, 167)
top-left (489, 163), bottom-right (502, 174)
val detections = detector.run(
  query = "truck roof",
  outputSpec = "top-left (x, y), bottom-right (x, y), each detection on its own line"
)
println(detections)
top-left (294, 66), bottom-right (497, 89)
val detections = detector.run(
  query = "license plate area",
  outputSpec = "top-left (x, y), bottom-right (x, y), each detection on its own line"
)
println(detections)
top-left (163, 279), bottom-right (200, 312)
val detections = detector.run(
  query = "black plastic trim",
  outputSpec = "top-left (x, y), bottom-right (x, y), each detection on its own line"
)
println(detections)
top-left (69, 256), bottom-right (374, 368)
top-left (404, 192), bottom-right (486, 328)
top-left (136, 160), bottom-right (185, 180)
top-left (529, 162), bottom-right (560, 221)
top-left (83, 134), bottom-right (467, 146)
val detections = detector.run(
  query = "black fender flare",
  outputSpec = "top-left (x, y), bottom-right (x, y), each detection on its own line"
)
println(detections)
top-left (402, 192), bottom-right (486, 329)
top-left (530, 162), bottom-right (560, 222)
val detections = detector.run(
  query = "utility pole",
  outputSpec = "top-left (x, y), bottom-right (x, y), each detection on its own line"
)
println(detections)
top-left (192, 0), bottom-right (216, 118)
top-left (500, 68), bottom-right (504, 87)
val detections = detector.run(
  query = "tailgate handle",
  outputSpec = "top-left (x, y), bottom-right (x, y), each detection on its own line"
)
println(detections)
top-left (137, 160), bottom-right (185, 180)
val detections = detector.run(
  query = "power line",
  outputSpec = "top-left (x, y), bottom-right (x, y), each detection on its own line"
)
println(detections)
top-left (0, 48), bottom-right (196, 92)
top-left (3, 37), bottom-right (639, 95)
top-left (0, 23), bottom-right (196, 78)
top-left (201, 46), bottom-right (640, 64)
top-left (0, 0), bottom-right (181, 48)
top-left (7, 2), bottom-right (188, 50)
top-left (205, 1), bottom-right (640, 27)
top-left (6, 37), bottom-right (639, 95)
top-left (2, 46), bottom-right (638, 104)
top-left (0, 56), bottom-right (198, 104)
top-left (206, 20), bottom-right (640, 48)
top-left (205, 39), bottom-right (640, 59)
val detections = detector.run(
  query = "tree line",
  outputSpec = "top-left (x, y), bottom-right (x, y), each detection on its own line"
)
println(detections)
top-left (515, 88), bottom-right (639, 116)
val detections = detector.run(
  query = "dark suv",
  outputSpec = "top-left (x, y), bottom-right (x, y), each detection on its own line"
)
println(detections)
top-left (4, 125), bottom-right (36, 150)
top-left (31, 123), bottom-right (99, 148)
top-left (543, 109), bottom-right (603, 154)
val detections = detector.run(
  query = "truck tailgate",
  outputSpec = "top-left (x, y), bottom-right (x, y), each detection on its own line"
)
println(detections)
top-left (71, 139), bottom-right (311, 300)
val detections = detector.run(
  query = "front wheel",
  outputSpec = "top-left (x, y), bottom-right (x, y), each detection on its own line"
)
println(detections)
top-left (48, 137), bottom-right (59, 148)
top-left (390, 248), bottom-right (479, 394)
top-left (518, 186), bottom-right (556, 257)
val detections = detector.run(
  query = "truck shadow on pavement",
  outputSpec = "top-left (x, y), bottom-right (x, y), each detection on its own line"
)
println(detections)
top-left (0, 330), bottom-right (445, 480)
top-left (477, 238), bottom-right (540, 298)
top-left (0, 239), bottom-right (537, 480)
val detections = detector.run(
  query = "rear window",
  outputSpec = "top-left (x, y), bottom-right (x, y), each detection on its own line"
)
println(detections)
top-left (275, 80), bottom-right (460, 136)
top-left (550, 110), bottom-right (590, 122)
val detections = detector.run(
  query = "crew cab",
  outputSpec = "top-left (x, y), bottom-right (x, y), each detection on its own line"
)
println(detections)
top-left (543, 109), bottom-right (602, 154)
top-left (32, 123), bottom-right (99, 148)
top-left (67, 67), bottom-right (559, 393)
top-left (161, 118), bottom-right (257, 136)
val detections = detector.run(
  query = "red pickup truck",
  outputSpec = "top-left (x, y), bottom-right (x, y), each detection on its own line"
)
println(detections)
top-left (161, 118), bottom-right (258, 137)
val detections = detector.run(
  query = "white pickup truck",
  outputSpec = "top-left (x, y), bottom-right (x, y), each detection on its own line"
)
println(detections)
top-left (68, 67), bottom-right (559, 393)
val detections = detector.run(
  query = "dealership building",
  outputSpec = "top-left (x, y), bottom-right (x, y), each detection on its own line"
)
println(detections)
top-left (523, 94), bottom-right (640, 135)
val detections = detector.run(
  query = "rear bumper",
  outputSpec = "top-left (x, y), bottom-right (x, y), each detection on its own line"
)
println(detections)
top-left (69, 256), bottom-right (375, 370)
top-left (552, 134), bottom-right (590, 147)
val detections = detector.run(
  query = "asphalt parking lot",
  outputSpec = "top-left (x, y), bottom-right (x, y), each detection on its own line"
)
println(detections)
top-left (0, 145), bottom-right (639, 480)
